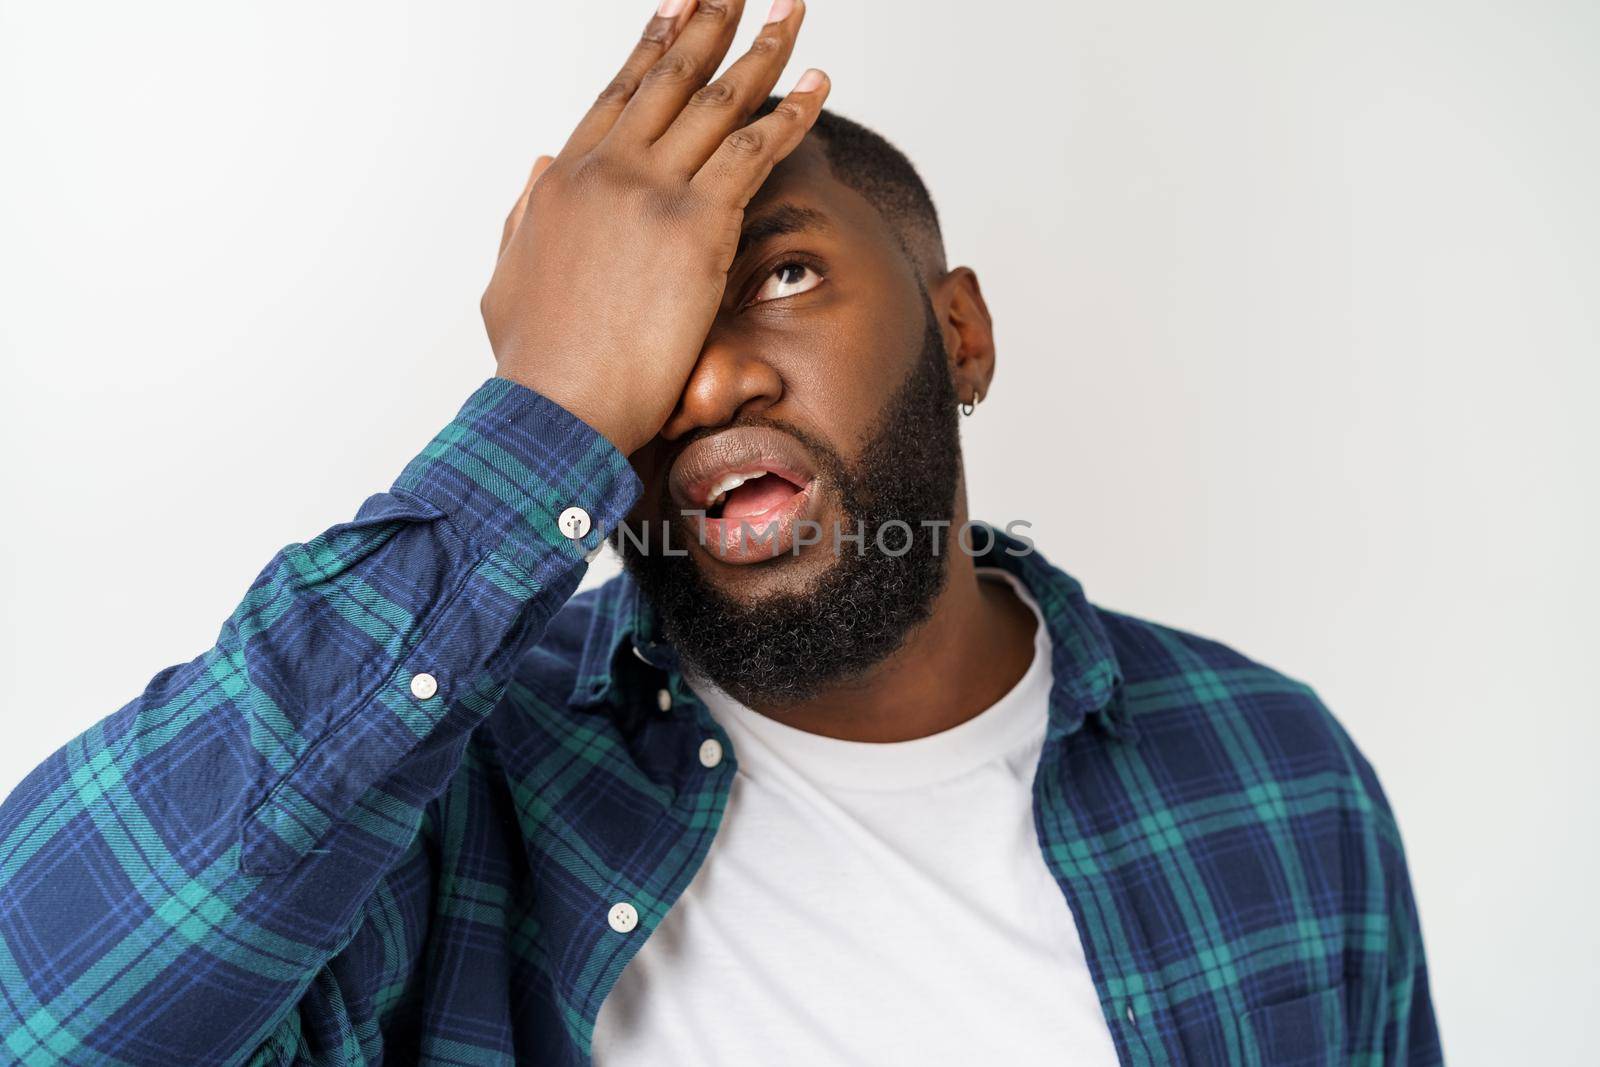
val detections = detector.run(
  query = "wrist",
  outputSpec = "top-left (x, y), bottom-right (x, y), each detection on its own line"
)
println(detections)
top-left (492, 369), bottom-right (647, 456)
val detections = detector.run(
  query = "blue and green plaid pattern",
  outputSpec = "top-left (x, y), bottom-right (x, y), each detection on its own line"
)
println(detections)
top-left (0, 376), bottom-right (1441, 1065)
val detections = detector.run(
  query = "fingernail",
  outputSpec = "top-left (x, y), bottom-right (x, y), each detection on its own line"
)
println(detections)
top-left (794, 68), bottom-right (824, 92)
top-left (765, 0), bottom-right (794, 23)
top-left (657, 0), bottom-right (685, 17)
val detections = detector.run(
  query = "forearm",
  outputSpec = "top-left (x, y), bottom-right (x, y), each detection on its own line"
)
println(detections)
top-left (0, 376), bottom-right (639, 1065)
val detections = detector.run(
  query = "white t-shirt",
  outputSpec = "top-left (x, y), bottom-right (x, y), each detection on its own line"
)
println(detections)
top-left (591, 568), bottom-right (1121, 1066)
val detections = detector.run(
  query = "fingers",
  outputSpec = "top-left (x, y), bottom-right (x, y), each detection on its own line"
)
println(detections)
top-left (653, 0), bottom-right (805, 175)
top-left (606, 0), bottom-right (747, 146)
top-left (561, 0), bottom-right (700, 158)
top-left (499, 155), bottom-right (555, 259)
top-left (691, 68), bottom-right (829, 208)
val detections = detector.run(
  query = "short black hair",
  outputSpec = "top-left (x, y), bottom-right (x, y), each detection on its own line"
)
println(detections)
top-left (750, 95), bottom-right (945, 280)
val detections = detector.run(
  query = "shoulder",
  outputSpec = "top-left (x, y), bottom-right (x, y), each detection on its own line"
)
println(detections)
top-left (1097, 605), bottom-right (1323, 713)
top-left (1089, 607), bottom-right (1422, 918)
top-left (1094, 606), bottom-right (1400, 832)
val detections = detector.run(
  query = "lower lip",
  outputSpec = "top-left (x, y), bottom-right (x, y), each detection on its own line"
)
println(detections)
top-left (688, 480), bottom-right (821, 565)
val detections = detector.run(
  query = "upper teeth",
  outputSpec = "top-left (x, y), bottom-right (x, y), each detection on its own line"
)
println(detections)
top-left (705, 470), bottom-right (771, 509)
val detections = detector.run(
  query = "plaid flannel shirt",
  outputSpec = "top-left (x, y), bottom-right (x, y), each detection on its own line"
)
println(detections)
top-left (0, 377), bottom-right (1442, 1065)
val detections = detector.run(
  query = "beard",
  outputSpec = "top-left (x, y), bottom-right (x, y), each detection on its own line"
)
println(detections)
top-left (616, 291), bottom-right (963, 708)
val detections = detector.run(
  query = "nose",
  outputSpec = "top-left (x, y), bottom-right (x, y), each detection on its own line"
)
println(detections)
top-left (658, 334), bottom-right (784, 441)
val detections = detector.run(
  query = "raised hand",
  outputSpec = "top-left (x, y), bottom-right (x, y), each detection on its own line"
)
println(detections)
top-left (483, 0), bottom-right (829, 456)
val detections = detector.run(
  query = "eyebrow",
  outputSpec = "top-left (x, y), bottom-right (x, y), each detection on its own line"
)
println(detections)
top-left (735, 204), bottom-right (833, 262)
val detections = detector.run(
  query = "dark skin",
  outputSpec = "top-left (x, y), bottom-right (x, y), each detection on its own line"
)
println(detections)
top-left (636, 138), bottom-right (1038, 742)
top-left (488, 0), bottom-right (1035, 743)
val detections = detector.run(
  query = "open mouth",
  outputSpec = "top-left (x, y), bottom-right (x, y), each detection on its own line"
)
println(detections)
top-left (695, 475), bottom-right (818, 564)
top-left (668, 427), bottom-right (825, 565)
top-left (704, 469), bottom-right (809, 522)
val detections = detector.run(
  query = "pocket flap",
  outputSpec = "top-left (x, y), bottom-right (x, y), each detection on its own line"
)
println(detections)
top-left (1238, 982), bottom-right (1348, 1066)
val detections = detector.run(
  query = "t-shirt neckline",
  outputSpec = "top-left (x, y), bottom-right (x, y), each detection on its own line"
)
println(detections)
top-left (684, 567), bottom-right (1053, 793)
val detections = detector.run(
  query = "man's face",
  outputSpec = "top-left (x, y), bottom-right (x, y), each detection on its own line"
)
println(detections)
top-left (612, 134), bottom-right (965, 705)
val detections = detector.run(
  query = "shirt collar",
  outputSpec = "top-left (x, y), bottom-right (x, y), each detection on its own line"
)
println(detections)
top-left (569, 521), bottom-right (1136, 745)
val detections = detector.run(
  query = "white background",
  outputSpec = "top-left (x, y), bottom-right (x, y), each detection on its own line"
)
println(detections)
top-left (2, 1), bottom-right (1596, 1061)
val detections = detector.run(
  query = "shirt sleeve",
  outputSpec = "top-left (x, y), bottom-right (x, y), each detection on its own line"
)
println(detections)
top-left (1382, 857), bottom-right (1446, 1067)
top-left (0, 375), bottom-right (640, 1066)
top-left (1349, 744), bottom-right (1445, 1065)
top-left (1381, 814), bottom-right (1446, 1065)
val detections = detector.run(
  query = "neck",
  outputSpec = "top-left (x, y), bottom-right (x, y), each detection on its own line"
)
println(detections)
top-left (738, 500), bottom-right (1039, 742)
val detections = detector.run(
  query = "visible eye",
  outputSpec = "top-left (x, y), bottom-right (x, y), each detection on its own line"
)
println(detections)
top-left (749, 260), bottom-right (823, 305)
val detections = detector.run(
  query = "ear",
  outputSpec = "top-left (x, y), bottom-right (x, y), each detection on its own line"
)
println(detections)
top-left (931, 266), bottom-right (995, 408)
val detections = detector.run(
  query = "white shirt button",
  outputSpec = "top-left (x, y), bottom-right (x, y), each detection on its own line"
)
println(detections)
top-left (656, 688), bottom-right (672, 712)
top-left (608, 901), bottom-right (639, 933)
top-left (557, 506), bottom-right (591, 540)
top-left (409, 672), bottom-right (438, 700)
top-left (698, 737), bottom-right (723, 768)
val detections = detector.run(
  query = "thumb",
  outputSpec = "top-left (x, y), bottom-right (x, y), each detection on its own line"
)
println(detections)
top-left (499, 154), bottom-right (556, 258)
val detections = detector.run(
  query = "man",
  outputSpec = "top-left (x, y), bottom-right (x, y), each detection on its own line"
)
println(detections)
top-left (0, 0), bottom-right (1441, 1063)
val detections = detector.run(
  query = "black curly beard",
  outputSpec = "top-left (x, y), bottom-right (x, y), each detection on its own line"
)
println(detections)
top-left (616, 293), bottom-right (962, 708)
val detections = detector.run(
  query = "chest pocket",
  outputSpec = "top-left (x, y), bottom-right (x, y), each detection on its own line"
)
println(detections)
top-left (1236, 982), bottom-right (1348, 1066)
